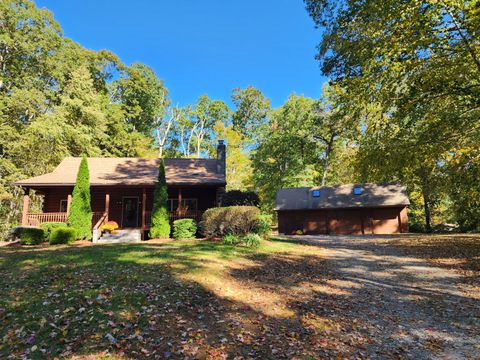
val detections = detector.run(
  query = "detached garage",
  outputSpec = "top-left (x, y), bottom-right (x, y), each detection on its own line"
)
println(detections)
top-left (275, 183), bottom-right (410, 235)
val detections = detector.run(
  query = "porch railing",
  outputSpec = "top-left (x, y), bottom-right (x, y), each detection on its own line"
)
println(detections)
top-left (169, 210), bottom-right (203, 223)
top-left (92, 212), bottom-right (105, 226)
top-left (92, 211), bottom-right (108, 243)
top-left (26, 211), bottom-right (105, 227)
top-left (26, 212), bottom-right (67, 227)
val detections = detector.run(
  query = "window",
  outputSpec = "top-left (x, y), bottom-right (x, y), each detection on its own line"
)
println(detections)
top-left (353, 187), bottom-right (362, 195)
top-left (312, 190), bottom-right (321, 198)
top-left (168, 198), bottom-right (198, 212)
top-left (60, 199), bottom-right (68, 212)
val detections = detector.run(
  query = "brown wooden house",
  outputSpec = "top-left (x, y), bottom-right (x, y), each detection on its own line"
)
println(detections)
top-left (15, 141), bottom-right (226, 240)
top-left (275, 183), bottom-right (409, 235)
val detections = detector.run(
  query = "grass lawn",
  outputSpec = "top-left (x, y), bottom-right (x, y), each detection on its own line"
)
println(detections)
top-left (0, 239), bottom-right (333, 359)
top-left (1, 234), bottom-right (478, 359)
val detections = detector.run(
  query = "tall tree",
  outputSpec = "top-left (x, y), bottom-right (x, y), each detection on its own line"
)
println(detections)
top-left (114, 63), bottom-right (169, 134)
top-left (252, 93), bottom-right (357, 209)
top-left (213, 121), bottom-right (253, 191)
top-left (188, 95), bottom-right (230, 158)
top-left (311, 85), bottom-right (357, 185)
top-left (231, 86), bottom-right (271, 145)
top-left (155, 106), bottom-right (181, 158)
top-left (253, 95), bottom-right (320, 209)
top-left (67, 155), bottom-right (92, 240)
top-left (305, 0), bottom-right (480, 229)
top-left (0, 1), bottom-right (162, 237)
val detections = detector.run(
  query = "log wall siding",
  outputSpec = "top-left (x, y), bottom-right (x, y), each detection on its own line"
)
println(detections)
top-left (42, 187), bottom-right (73, 213)
top-left (40, 185), bottom-right (219, 228)
top-left (278, 206), bottom-right (408, 235)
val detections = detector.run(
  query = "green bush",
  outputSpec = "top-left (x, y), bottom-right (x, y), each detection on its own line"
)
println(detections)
top-left (67, 155), bottom-right (92, 240)
top-left (49, 227), bottom-right (77, 245)
top-left (9, 227), bottom-right (24, 241)
top-left (255, 214), bottom-right (273, 238)
top-left (150, 159), bottom-right (171, 239)
top-left (17, 227), bottom-right (45, 245)
top-left (173, 219), bottom-right (197, 240)
top-left (40, 222), bottom-right (66, 239)
top-left (220, 190), bottom-right (260, 207)
top-left (222, 233), bottom-right (242, 245)
top-left (201, 206), bottom-right (260, 237)
top-left (244, 233), bottom-right (261, 247)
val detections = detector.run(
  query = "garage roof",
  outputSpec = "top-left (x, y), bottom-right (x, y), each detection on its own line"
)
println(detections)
top-left (275, 183), bottom-right (410, 211)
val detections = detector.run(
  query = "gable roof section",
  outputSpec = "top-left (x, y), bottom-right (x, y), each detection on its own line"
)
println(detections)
top-left (15, 157), bottom-right (225, 187)
top-left (275, 183), bottom-right (410, 211)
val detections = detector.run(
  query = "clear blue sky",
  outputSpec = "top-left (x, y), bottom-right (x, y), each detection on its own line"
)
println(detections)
top-left (36, 0), bottom-right (327, 108)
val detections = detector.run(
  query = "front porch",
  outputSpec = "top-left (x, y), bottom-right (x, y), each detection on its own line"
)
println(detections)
top-left (21, 185), bottom-right (220, 240)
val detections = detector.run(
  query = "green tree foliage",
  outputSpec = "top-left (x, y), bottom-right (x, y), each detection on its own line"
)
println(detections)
top-left (0, 0), bottom-right (161, 236)
top-left (252, 94), bottom-right (355, 210)
top-left (67, 156), bottom-right (92, 240)
top-left (114, 63), bottom-right (169, 134)
top-left (215, 86), bottom-right (271, 191)
top-left (171, 95), bottom-right (230, 158)
top-left (447, 149), bottom-right (480, 231)
top-left (305, 0), bottom-right (480, 230)
top-left (231, 86), bottom-right (271, 144)
top-left (213, 120), bottom-right (253, 190)
top-left (192, 95), bottom-right (230, 157)
top-left (149, 159), bottom-right (170, 239)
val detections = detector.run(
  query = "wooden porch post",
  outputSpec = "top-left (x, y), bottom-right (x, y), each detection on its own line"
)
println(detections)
top-left (66, 194), bottom-right (72, 217)
top-left (105, 193), bottom-right (110, 222)
top-left (177, 188), bottom-right (182, 212)
top-left (141, 187), bottom-right (146, 230)
top-left (21, 189), bottom-right (30, 226)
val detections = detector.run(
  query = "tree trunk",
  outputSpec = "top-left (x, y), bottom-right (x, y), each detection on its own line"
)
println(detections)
top-left (321, 134), bottom-right (335, 186)
top-left (423, 191), bottom-right (432, 233)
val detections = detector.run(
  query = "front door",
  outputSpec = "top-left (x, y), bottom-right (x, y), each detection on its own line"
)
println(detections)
top-left (122, 197), bottom-right (139, 228)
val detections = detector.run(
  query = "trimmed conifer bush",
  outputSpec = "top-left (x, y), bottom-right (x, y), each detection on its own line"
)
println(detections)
top-left (49, 227), bottom-right (77, 245)
top-left (173, 219), bottom-right (197, 240)
top-left (149, 159), bottom-right (170, 239)
top-left (67, 155), bottom-right (92, 240)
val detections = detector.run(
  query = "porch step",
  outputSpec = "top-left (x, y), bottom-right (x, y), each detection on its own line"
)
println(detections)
top-left (97, 229), bottom-right (142, 244)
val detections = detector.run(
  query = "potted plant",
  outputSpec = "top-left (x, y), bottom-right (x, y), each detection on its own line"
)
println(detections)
top-left (101, 221), bottom-right (119, 234)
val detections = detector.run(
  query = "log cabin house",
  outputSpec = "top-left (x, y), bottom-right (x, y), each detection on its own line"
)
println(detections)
top-left (275, 183), bottom-right (409, 235)
top-left (15, 141), bottom-right (226, 241)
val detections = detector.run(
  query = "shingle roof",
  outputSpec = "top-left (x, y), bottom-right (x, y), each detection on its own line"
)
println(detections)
top-left (275, 183), bottom-right (410, 211)
top-left (15, 157), bottom-right (226, 187)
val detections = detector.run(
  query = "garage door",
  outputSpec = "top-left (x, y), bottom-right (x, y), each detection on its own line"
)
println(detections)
top-left (328, 209), bottom-right (363, 235)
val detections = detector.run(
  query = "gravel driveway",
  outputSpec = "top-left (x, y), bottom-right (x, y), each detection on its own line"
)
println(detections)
top-left (288, 235), bottom-right (480, 359)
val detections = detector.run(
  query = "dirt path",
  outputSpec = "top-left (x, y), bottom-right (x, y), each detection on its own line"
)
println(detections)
top-left (290, 235), bottom-right (480, 359)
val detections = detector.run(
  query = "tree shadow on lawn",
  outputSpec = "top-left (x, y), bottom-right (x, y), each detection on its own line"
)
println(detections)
top-left (1, 239), bottom-right (479, 359)
top-left (262, 236), bottom-right (480, 358)
top-left (0, 241), bottom-right (341, 359)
